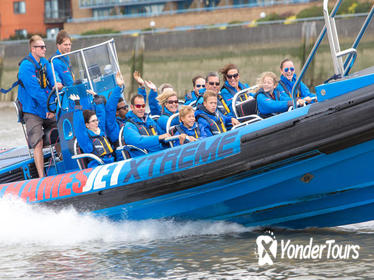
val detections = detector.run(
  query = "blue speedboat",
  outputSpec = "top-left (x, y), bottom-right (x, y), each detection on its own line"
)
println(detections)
top-left (0, 0), bottom-right (374, 229)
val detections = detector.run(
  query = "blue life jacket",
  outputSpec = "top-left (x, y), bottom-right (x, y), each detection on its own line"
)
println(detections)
top-left (126, 118), bottom-right (158, 136)
top-left (88, 134), bottom-right (114, 158)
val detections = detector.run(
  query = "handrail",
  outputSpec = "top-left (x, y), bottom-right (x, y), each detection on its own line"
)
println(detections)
top-left (343, 5), bottom-right (374, 76)
top-left (231, 85), bottom-right (258, 119)
top-left (292, 0), bottom-right (344, 108)
top-left (292, 0), bottom-right (374, 107)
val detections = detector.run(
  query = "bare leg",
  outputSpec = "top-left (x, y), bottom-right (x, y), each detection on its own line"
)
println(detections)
top-left (34, 139), bottom-right (44, 178)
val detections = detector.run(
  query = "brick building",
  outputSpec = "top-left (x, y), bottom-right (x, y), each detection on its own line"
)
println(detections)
top-left (0, 0), bottom-right (71, 40)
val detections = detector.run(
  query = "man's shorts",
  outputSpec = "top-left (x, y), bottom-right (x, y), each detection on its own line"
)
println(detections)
top-left (23, 113), bottom-right (57, 148)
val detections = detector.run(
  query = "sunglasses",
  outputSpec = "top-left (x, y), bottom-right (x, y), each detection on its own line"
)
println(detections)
top-left (33, 45), bottom-right (47, 50)
top-left (117, 105), bottom-right (128, 111)
top-left (208, 82), bottom-right (220, 86)
top-left (227, 73), bottom-right (239, 79)
top-left (196, 84), bottom-right (205, 88)
top-left (284, 67), bottom-right (295, 72)
top-left (167, 100), bottom-right (178, 105)
top-left (134, 104), bottom-right (146, 109)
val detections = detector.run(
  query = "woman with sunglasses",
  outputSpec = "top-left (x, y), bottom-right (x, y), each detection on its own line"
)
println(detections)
top-left (156, 89), bottom-right (180, 134)
top-left (219, 64), bottom-right (250, 118)
top-left (277, 58), bottom-right (316, 104)
top-left (184, 75), bottom-right (206, 105)
top-left (256, 71), bottom-right (305, 119)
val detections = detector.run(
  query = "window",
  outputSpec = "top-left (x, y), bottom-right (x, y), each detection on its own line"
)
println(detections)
top-left (14, 29), bottom-right (28, 39)
top-left (14, 1), bottom-right (26, 14)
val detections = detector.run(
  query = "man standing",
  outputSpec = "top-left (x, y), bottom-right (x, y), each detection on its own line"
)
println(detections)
top-left (18, 35), bottom-right (62, 177)
top-left (50, 30), bottom-right (73, 86)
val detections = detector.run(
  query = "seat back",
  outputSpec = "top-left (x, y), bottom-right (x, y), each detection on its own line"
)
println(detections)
top-left (235, 98), bottom-right (258, 118)
top-left (73, 138), bottom-right (88, 170)
top-left (13, 99), bottom-right (25, 124)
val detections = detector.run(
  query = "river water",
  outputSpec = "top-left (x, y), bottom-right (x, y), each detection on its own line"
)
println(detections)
top-left (1, 105), bottom-right (374, 279)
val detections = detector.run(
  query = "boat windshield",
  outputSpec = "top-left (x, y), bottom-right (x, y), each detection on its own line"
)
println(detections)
top-left (51, 39), bottom-right (120, 105)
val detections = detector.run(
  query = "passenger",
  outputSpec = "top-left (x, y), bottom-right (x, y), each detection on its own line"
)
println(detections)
top-left (70, 92), bottom-right (115, 168)
top-left (256, 71), bottom-right (305, 118)
top-left (205, 72), bottom-right (230, 116)
top-left (156, 90), bottom-right (180, 134)
top-left (219, 63), bottom-right (250, 118)
top-left (133, 71), bottom-right (162, 116)
top-left (103, 72), bottom-right (127, 143)
top-left (172, 105), bottom-right (201, 145)
top-left (277, 58), bottom-right (316, 103)
top-left (123, 94), bottom-right (184, 157)
top-left (195, 90), bottom-right (240, 137)
top-left (50, 30), bottom-right (74, 86)
top-left (18, 35), bottom-right (62, 177)
top-left (115, 97), bottom-right (129, 126)
top-left (184, 75), bottom-right (206, 106)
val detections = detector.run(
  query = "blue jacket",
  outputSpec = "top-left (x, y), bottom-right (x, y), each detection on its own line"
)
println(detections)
top-left (184, 90), bottom-right (198, 105)
top-left (195, 106), bottom-right (232, 137)
top-left (73, 99), bottom-right (115, 168)
top-left (104, 86), bottom-right (124, 144)
top-left (123, 111), bottom-right (165, 157)
top-left (256, 88), bottom-right (292, 118)
top-left (138, 87), bottom-right (161, 116)
top-left (172, 122), bottom-right (201, 146)
top-left (18, 53), bottom-right (56, 119)
top-left (220, 80), bottom-right (250, 118)
top-left (157, 106), bottom-right (180, 134)
top-left (50, 50), bottom-right (74, 87)
top-left (185, 88), bottom-right (206, 107)
top-left (278, 74), bottom-right (315, 99)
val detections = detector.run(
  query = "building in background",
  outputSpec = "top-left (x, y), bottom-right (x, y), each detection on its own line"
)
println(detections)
top-left (0, 0), bottom-right (71, 40)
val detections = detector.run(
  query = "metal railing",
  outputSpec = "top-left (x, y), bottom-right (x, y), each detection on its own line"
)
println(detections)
top-left (291, 0), bottom-right (374, 108)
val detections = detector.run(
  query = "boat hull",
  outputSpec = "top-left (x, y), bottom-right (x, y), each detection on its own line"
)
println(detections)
top-left (2, 83), bottom-right (374, 228)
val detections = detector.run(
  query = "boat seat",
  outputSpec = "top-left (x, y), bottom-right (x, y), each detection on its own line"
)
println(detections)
top-left (235, 97), bottom-right (261, 123)
top-left (71, 138), bottom-right (104, 170)
top-left (117, 126), bottom-right (148, 159)
top-left (166, 112), bottom-right (179, 148)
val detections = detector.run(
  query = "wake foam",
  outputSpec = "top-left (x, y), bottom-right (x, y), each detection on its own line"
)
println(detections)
top-left (0, 196), bottom-right (251, 246)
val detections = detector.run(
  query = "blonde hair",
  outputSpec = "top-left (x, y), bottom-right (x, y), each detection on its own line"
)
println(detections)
top-left (203, 90), bottom-right (217, 102)
top-left (29, 35), bottom-right (43, 50)
top-left (156, 90), bottom-right (177, 106)
top-left (179, 105), bottom-right (195, 121)
top-left (256, 72), bottom-right (278, 91)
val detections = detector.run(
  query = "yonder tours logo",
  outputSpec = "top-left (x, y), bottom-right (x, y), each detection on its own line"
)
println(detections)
top-left (256, 231), bottom-right (360, 266)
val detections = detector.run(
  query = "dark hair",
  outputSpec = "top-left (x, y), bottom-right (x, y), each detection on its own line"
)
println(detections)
top-left (56, 30), bottom-right (71, 45)
top-left (130, 94), bottom-right (144, 105)
top-left (83, 110), bottom-right (96, 124)
top-left (280, 58), bottom-right (292, 70)
top-left (118, 97), bottom-right (124, 103)
top-left (192, 75), bottom-right (205, 87)
top-left (206, 72), bottom-right (220, 82)
top-left (219, 64), bottom-right (239, 81)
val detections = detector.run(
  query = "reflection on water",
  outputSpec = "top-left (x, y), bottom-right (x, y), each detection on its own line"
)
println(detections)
top-left (1, 105), bottom-right (374, 279)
